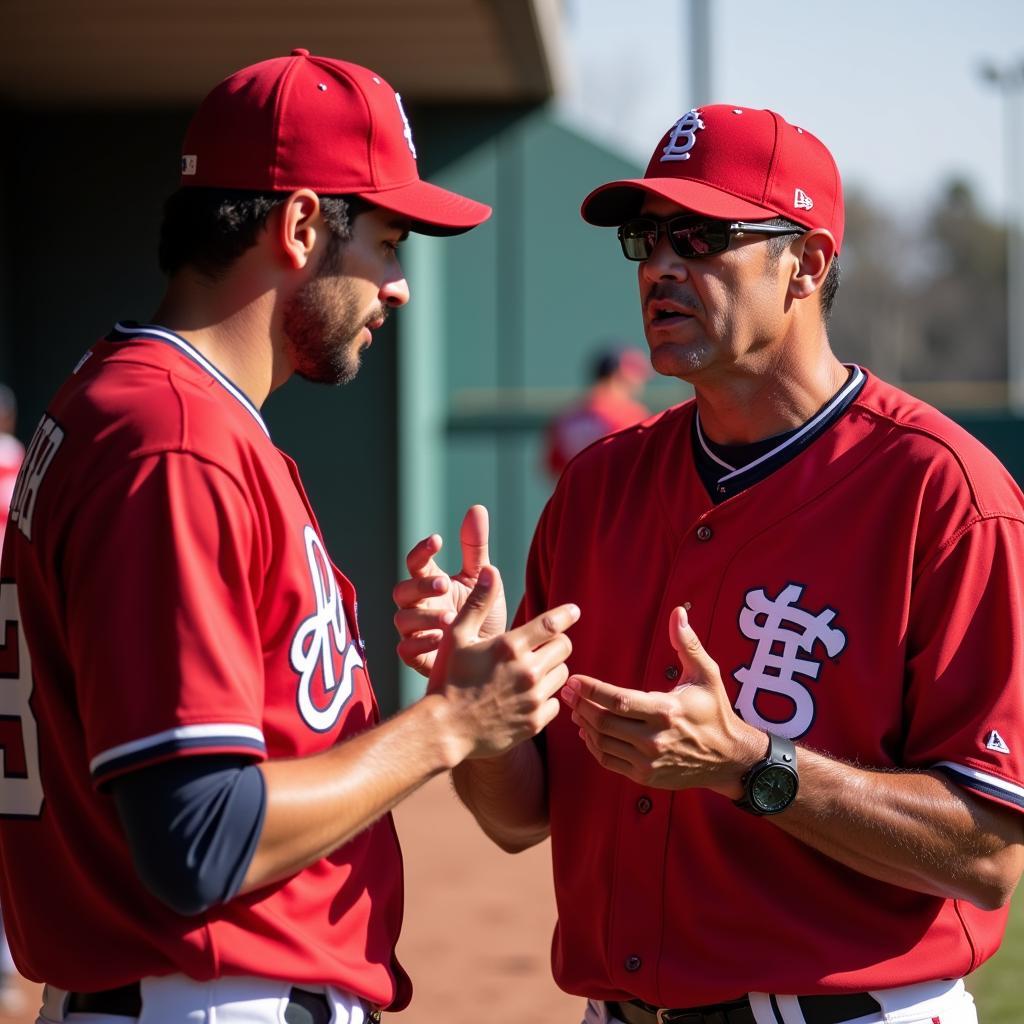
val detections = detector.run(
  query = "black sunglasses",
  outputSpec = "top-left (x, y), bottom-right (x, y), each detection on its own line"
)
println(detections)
top-left (617, 215), bottom-right (806, 261)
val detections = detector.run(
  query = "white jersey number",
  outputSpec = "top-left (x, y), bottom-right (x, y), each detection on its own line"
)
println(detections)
top-left (0, 583), bottom-right (44, 816)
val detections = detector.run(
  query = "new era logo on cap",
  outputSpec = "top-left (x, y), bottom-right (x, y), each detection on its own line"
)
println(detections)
top-left (181, 155), bottom-right (197, 176)
top-left (794, 188), bottom-right (813, 211)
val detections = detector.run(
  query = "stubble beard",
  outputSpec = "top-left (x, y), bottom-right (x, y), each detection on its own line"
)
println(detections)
top-left (283, 240), bottom-right (387, 387)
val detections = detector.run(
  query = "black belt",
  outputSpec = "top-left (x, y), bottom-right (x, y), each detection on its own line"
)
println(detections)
top-left (610, 991), bottom-right (882, 1024)
top-left (66, 983), bottom-right (382, 1023)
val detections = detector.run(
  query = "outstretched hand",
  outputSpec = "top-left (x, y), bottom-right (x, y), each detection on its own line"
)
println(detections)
top-left (429, 563), bottom-right (580, 762)
top-left (561, 606), bottom-right (763, 797)
top-left (393, 505), bottom-right (508, 676)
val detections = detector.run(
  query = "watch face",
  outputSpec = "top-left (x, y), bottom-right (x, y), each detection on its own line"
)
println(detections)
top-left (751, 765), bottom-right (798, 814)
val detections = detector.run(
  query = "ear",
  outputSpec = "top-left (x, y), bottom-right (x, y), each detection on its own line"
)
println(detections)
top-left (789, 229), bottom-right (836, 302)
top-left (275, 189), bottom-right (322, 271)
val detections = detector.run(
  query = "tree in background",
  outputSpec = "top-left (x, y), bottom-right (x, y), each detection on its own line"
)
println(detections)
top-left (830, 180), bottom-right (1008, 395)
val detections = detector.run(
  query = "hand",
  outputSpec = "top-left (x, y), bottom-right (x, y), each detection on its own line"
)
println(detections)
top-left (430, 563), bottom-right (580, 762)
top-left (561, 606), bottom-right (763, 796)
top-left (393, 505), bottom-right (508, 677)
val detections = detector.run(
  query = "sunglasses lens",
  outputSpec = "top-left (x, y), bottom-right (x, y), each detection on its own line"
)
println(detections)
top-left (619, 220), bottom-right (658, 260)
top-left (667, 219), bottom-right (730, 257)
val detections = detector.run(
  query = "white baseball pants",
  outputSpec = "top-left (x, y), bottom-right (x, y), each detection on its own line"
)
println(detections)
top-left (37, 975), bottom-right (373, 1024)
top-left (584, 978), bottom-right (978, 1024)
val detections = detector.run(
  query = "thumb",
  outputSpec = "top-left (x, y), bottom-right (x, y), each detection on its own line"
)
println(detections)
top-left (669, 605), bottom-right (720, 685)
top-left (459, 504), bottom-right (490, 579)
top-left (451, 563), bottom-right (502, 641)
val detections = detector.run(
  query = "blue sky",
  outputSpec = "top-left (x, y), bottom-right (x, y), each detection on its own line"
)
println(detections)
top-left (559, 0), bottom-right (1024, 222)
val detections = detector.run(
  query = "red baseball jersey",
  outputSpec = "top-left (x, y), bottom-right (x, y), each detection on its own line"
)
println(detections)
top-left (0, 325), bottom-right (410, 1007)
top-left (519, 370), bottom-right (1024, 1005)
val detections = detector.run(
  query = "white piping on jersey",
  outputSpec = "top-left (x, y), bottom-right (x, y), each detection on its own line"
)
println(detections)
top-left (113, 322), bottom-right (270, 438)
top-left (695, 365), bottom-right (866, 482)
top-left (935, 760), bottom-right (1024, 804)
top-left (89, 722), bottom-right (266, 776)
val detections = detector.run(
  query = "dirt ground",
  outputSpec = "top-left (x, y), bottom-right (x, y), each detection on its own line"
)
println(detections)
top-left (0, 773), bottom-right (582, 1024)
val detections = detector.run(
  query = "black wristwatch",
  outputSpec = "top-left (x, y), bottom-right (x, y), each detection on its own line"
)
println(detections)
top-left (734, 733), bottom-right (798, 815)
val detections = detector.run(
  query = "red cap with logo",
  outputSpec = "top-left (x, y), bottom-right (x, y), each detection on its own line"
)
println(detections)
top-left (179, 49), bottom-right (491, 236)
top-left (580, 105), bottom-right (844, 252)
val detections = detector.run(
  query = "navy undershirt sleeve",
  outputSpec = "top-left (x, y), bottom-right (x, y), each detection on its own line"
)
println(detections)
top-left (111, 754), bottom-right (266, 916)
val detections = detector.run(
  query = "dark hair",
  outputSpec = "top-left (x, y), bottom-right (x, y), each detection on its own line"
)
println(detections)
top-left (762, 216), bottom-right (841, 323)
top-left (157, 189), bottom-right (372, 279)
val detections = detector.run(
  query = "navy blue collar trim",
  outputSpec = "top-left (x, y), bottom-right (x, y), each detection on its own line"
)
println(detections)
top-left (692, 366), bottom-right (866, 503)
top-left (108, 322), bottom-right (270, 438)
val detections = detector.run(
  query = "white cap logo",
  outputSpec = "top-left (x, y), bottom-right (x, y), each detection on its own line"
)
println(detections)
top-left (395, 93), bottom-right (417, 160)
top-left (181, 155), bottom-right (197, 176)
top-left (661, 110), bottom-right (705, 162)
top-left (794, 188), bottom-right (814, 211)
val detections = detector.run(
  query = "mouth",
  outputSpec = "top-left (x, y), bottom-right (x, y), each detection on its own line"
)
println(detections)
top-left (646, 300), bottom-right (697, 331)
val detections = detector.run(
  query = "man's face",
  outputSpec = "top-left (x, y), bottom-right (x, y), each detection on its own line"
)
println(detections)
top-left (636, 196), bottom-right (790, 383)
top-left (284, 205), bottom-right (410, 386)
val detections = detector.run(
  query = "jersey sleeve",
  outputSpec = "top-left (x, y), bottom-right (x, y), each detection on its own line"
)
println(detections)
top-left (61, 451), bottom-right (268, 787)
top-left (903, 513), bottom-right (1024, 813)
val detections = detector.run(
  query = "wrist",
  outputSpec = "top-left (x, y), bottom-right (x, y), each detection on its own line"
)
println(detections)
top-left (418, 692), bottom-right (475, 770)
top-left (715, 725), bottom-right (770, 801)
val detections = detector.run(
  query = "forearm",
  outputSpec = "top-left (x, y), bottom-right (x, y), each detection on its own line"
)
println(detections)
top-left (776, 747), bottom-right (1024, 909)
top-left (452, 740), bottom-right (549, 853)
top-left (242, 694), bottom-right (461, 893)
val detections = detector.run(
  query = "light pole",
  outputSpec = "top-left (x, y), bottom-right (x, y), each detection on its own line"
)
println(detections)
top-left (980, 59), bottom-right (1024, 415)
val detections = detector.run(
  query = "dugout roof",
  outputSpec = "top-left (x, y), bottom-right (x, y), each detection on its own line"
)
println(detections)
top-left (1, 0), bottom-right (564, 106)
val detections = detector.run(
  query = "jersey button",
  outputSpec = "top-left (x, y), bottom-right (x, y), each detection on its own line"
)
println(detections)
top-left (636, 796), bottom-right (652, 814)
top-left (625, 955), bottom-right (642, 972)
top-left (664, 665), bottom-right (680, 681)
top-left (696, 525), bottom-right (713, 541)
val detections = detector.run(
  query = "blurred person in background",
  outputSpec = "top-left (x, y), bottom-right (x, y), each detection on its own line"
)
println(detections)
top-left (544, 345), bottom-right (651, 478)
top-left (0, 383), bottom-right (24, 549)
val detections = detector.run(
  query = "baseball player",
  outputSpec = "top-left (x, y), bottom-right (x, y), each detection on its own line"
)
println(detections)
top-left (0, 51), bottom-right (578, 1023)
top-left (395, 105), bottom-right (1024, 1023)
top-left (544, 346), bottom-right (651, 478)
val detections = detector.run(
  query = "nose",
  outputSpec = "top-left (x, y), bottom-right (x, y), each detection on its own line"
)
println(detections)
top-left (639, 231), bottom-right (689, 285)
top-left (381, 274), bottom-right (410, 309)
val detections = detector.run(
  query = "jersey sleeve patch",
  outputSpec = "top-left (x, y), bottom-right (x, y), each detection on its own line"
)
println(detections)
top-left (934, 761), bottom-right (1024, 812)
top-left (90, 723), bottom-right (266, 786)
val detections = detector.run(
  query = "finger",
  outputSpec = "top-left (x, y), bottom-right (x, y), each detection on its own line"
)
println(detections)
top-left (450, 564), bottom-right (501, 641)
top-left (459, 505), bottom-right (490, 579)
top-left (392, 574), bottom-right (450, 608)
top-left (397, 633), bottom-right (444, 662)
top-left (570, 697), bottom-right (651, 743)
top-left (394, 607), bottom-right (456, 636)
top-left (534, 662), bottom-right (570, 701)
top-left (536, 694), bottom-right (564, 732)
top-left (577, 724), bottom-right (639, 777)
top-left (508, 602), bottom-right (581, 651)
top-left (669, 605), bottom-right (720, 684)
top-left (530, 634), bottom-right (573, 681)
top-left (405, 533), bottom-right (444, 578)
top-left (560, 674), bottom-right (652, 720)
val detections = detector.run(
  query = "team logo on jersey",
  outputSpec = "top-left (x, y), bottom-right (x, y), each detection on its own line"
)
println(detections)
top-left (733, 583), bottom-right (846, 739)
top-left (10, 414), bottom-right (65, 543)
top-left (661, 110), bottom-right (705, 162)
top-left (985, 729), bottom-right (1011, 754)
top-left (290, 525), bottom-right (364, 732)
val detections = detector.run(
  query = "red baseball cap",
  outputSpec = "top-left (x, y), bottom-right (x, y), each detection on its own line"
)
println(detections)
top-left (179, 49), bottom-right (491, 236)
top-left (581, 105), bottom-right (844, 252)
